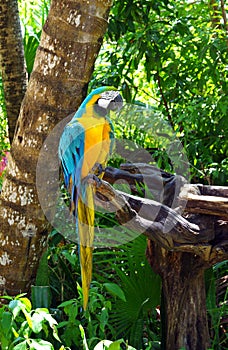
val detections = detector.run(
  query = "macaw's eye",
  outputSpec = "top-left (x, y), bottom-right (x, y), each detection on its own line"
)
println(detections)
top-left (109, 93), bottom-right (123, 111)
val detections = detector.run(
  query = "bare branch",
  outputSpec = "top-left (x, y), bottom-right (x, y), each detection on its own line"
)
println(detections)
top-left (89, 177), bottom-right (213, 249)
top-left (91, 164), bottom-right (228, 264)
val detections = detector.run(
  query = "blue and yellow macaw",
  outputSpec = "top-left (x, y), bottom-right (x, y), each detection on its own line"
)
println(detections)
top-left (58, 86), bottom-right (123, 309)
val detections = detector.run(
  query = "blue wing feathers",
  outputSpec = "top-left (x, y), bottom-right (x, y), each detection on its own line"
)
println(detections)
top-left (59, 122), bottom-right (85, 183)
top-left (58, 119), bottom-right (85, 218)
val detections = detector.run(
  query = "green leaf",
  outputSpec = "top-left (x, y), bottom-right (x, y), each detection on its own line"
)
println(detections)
top-left (29, 338), bottom-right (54, 350)
top-left (11, 326), bottom-right (20, 338)
top-left (94, 340), bottom-right (113, 350)
top-left (79, 324), bottom-right (89, 350)
top-left (122, 82), bottom-right (132, 103)
top-left (58, 299), bottom-right (77, 308)
top-left (57, 320), bottom-right (68, 328)
top-left (61, 250), bottom-right (77, 266)
top-left (173, 21), bottom-right (190, 36)
top-left (58, 298), bottom-right (79, 322)
top-left (0, 295), bottom-right (13, 301)
top-left (99, 308), bottom-right (109, 333)
top-left (35, 250), bottom-right (50, 286)
top-left (1, 311), bottom-right (12, 334)
top-left (19, 297), bottom-right (32, 312)
top-left (104, 283), bottom-right (126, 302)
top-left (13, 340), bottom-right (28, 350)
top-left (9, 300), bottom-right (24, 319)
top-left (209, 44), bottom-right (217, 61)
top-left (31, 308), bottom-right (61, 342)
top-left (24, 35), bottom-right (39, 75)
top-left (109, 339), bottom-right (125, 350)
top-left (35, 308), bottom-right (58, 328)
top-left (31, 312), bottom-right (44, 333)
top-left (22, 309), bottom-right (33, 329)
top-left (15, 293), bottom-right (28, 299)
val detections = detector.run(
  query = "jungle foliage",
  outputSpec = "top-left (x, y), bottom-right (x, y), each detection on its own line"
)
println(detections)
top-left (91, 0), bottom-right (228, 185)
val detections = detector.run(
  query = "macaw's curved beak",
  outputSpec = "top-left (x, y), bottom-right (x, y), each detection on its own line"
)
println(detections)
top-left (98, 90), bottom-right (123, 112)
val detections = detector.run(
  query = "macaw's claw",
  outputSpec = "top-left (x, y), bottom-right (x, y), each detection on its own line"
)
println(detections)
top-left (92, 174), bottom-right (102, 186)
top-left (92, 162), bottom-right (104, 176)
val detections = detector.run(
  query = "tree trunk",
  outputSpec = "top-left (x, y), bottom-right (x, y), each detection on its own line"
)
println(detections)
top-left (0, 0), bottom-right (27, 142)
top-left (209, 0), bottom-right (223, 30)
top-left (147, 242), bottom-right (210, 350)
top-left (0, 0), bottom-right (113, 295)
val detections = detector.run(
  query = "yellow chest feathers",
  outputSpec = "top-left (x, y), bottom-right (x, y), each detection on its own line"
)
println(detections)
top-left (79, 115), bottom-right (112, 178)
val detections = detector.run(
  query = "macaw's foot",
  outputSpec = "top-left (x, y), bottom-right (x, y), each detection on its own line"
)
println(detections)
top-left (84, 173), bottom-right (102, 187)
top-left (92, 174), bottom-right (102, 186)
top-left (92, 162), bottom-right (104, 176)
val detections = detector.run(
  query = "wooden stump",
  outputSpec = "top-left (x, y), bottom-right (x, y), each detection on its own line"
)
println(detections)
top-left (147, 243), bottom-right (210, 350)
top-left (90, 164), bottom-right (228, 349)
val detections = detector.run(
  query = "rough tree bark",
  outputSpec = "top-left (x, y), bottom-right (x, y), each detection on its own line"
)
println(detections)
top-left (0, 0), bottom-right (113, 295)
top-left (0, 0), bottom-right (27, 142)
top-left (91, 164), bottom-right (227, 350)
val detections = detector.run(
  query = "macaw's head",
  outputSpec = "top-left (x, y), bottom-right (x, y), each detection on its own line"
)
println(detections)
top-left (83, 86), bottom-right (123, 117)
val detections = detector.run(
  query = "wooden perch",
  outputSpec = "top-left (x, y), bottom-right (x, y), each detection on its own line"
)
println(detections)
top-left (179, 183), bottom-right (228, 218)
top-left (87, 163), bottom-right (227, 350)
top-left (95, 164), bottom-right (228, 264)
top-left (93, 179), bottom-right (202, 247)
top-left (104, 164), bottom-right (187, 207)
